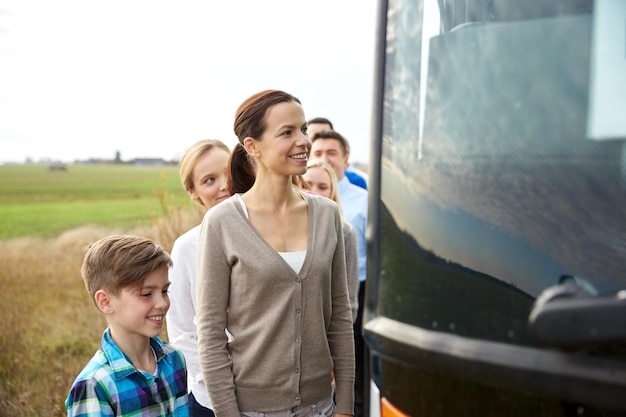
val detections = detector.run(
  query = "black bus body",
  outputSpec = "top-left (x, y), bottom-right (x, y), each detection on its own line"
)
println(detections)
top-left (364, 0), bottom-right (626, 416)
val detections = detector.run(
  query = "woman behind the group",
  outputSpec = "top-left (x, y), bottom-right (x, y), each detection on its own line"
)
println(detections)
top-left (302, 158), bottom-right (359, 324)
top-left (196, 90), bottom-right (355, 417)
top-left (166, 139), bottom-right (231, 417)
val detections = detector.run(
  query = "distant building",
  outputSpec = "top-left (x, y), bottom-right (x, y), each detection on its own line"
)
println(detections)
top-left (48, 162), bottom-right (67, 171)
top-left (132, 158), bottom-right (166, 166)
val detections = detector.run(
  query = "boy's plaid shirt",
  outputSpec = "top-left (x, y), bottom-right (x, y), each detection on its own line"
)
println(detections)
top-left (66, 328), bottom-right (189, 416)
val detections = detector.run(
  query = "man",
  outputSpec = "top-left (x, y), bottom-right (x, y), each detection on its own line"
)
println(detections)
top-left (310, 130), bottom-right (368, 417)
top-left (306, 117), bottom-right (333, 139)
top-left (307, 117), bottom-right (368, 189)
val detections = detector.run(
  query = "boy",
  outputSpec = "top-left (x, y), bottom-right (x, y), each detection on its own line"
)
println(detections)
top-left (65, 235), bottom-right (189, 416)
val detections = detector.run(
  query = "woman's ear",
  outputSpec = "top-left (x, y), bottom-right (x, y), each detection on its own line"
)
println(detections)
top-left (243, 137), bottom-right (259, 157)
top-left (187, 188), bottom-right (199, 202)
top-left (95, 289), bottom-right (113, 314)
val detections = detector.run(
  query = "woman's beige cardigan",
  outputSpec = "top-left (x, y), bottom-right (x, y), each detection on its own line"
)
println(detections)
top-left (196, 192), bottom-right (355, 417)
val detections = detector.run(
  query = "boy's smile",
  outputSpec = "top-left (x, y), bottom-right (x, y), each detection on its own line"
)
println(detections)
top-left (105, 265), bottom-right (171, 339)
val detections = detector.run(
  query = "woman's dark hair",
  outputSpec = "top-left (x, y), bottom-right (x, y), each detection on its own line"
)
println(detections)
top-left (228, 90), bottom-right (301, 194)
top-left (227, 144), bottom-right (256, 194)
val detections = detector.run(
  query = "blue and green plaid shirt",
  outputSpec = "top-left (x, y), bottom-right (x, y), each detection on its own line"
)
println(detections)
top-left (65, 328), bottom-right (189, 416)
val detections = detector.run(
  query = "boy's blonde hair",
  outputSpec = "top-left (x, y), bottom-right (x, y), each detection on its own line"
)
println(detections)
top-left (81, 235), bottom-right (172, 305)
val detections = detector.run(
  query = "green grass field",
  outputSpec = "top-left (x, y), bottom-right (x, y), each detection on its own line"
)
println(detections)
top-left (0, 163), bottom-right (206, 415)
top-left (0, 163), bottom-right (195, 240)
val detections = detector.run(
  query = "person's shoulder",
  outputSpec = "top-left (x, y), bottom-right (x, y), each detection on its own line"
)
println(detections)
top-left (302, 191), bottom-right (338, 210)
top-left (340, 176), bottom-right (368, 195)
top-left (153, 336), bottom-right (186, 365)
top-left (349, 180), bottom-right (368, 194)
top-left (202, 197), bottom-right (243, 231)
top-left (345, 170), bottom-right (368, 190)
top-left (156, 337), bottom-right (178, 355)
top-left (66, 358), bottom-right (111, 415)
top-left (70, 348), bottom-right (112, 389)
top-left (172, 224), bottom-right (202, 249)
top-left (347, 164), bottom-right (369, 180)
top-left (344, 170), bottom-right (360, 181)
top-left (304, 193), bottom-right (343, 225)
top-left (343, 221), bottom-right (356, 235)
top-left (205, 196), bottom-right (239, 219)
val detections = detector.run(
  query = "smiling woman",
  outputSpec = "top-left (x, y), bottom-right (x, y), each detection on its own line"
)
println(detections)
top-left (196, 90), bottom-right (355, 417)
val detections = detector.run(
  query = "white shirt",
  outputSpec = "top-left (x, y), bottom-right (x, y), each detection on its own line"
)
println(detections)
top-left (166, 224), bottom-right (213, 408)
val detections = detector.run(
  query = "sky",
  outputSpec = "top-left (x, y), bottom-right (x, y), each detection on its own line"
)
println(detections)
top-left (0, 0), bottom-right (378, 165)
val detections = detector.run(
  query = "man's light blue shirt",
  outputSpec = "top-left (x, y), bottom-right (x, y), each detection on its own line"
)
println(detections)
top-left (337, 176), bottom-right (368, 282)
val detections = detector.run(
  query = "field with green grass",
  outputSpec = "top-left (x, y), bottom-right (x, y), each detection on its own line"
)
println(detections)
top-left (0, 163), bottom-right (195, 240)
top-left (0, 163), bottom-right (206, 416)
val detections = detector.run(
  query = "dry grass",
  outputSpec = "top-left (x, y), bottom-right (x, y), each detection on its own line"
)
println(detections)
top-left (0, 207), bottom-right (204, 417)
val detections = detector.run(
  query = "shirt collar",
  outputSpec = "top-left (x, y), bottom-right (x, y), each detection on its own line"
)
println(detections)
top-left (101, 328), bottom-right (166, 380)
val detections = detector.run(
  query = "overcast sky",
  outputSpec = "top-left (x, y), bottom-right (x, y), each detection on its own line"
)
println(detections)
top-left (0, 0), bottom-right (378, 164)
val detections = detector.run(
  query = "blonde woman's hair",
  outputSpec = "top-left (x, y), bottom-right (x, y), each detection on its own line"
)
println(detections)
top-left (179, 139), bottom-right (230, 206)
top-left (306, 158), bottom-right (343, 209)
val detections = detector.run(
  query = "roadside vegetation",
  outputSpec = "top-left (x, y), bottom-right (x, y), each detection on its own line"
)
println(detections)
top-left (0, 163), bottom-right (204, 416)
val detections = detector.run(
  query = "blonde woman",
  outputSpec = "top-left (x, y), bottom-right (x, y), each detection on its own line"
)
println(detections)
top-left (303, 158), bottom-right (359, 323)
top-left (167, 139), bottom-right (230, 417)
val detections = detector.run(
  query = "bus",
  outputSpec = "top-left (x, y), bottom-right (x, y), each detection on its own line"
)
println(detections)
top-left (363, 0), bottom-right (626, 416)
